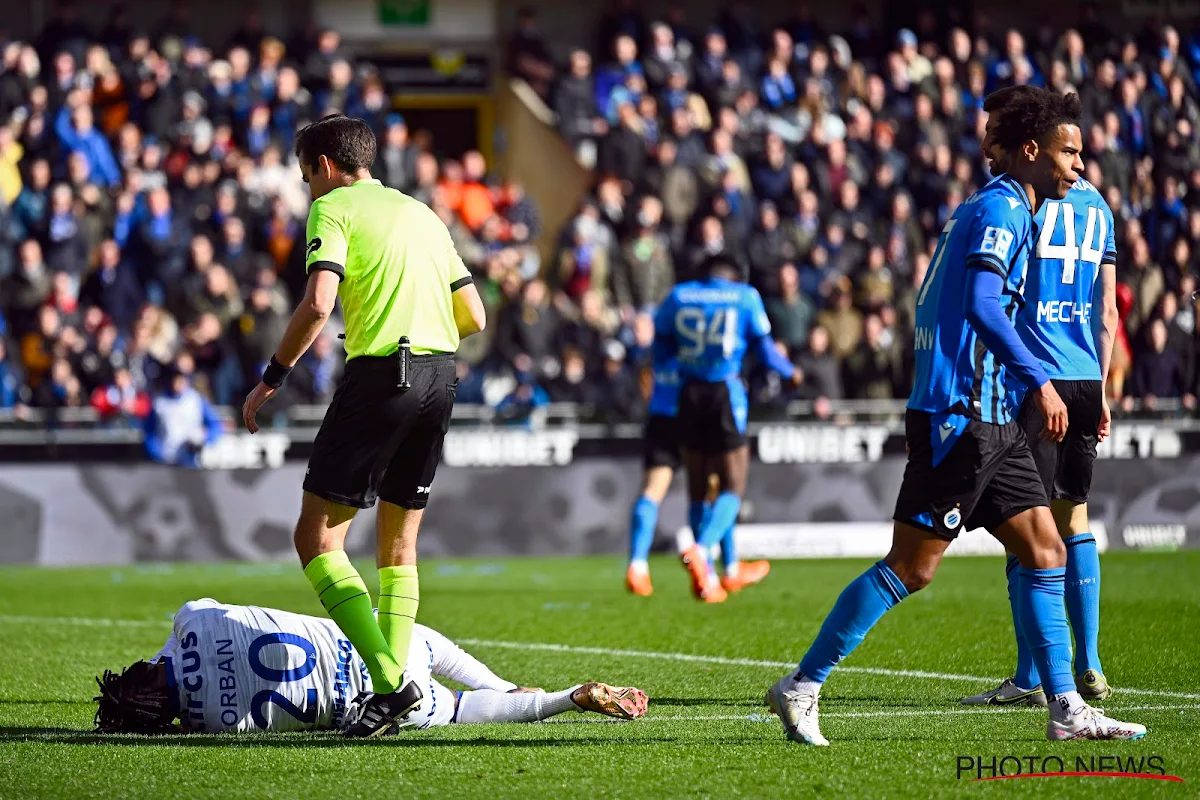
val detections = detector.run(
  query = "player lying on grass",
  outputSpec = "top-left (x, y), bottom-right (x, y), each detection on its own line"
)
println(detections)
top-left (94, 599), bottom-right (647, 734)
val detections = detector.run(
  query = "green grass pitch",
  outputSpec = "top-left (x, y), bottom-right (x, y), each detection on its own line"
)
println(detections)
top-left (0, 552), bottom-right (1197, 798)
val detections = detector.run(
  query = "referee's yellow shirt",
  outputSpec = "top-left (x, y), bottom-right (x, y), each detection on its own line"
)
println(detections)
top-left (303, 178), bottom-right (471, 359)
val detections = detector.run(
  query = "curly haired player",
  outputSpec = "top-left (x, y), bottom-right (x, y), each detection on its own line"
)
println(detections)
top-left (95, 599), bottom-right (647, 734)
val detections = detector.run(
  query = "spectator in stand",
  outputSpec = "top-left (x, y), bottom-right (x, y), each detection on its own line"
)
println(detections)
top-left (376, 114), bottom-right (417, 192)
top-left (764, 263), bottom-right (814, 352)
top-left (507, 7), bottom-right (556, 100)
top-left (496, 278), bottom-right (560, 377)
top-left (3, 239), bottom-right (52, 337)
top-left (842, 313), bottom-right (903, 400)
top-left (557, 50), bottom-right (606, 168)
top-left (54, 92), bottom-right (121, 187)
top-left (1129, 318), bottom-right (1190, 408)
top-left (144, 362), bottom-right (223, 467)
top-left (1124, 235), bottom-right (1166, 341)
top-left (91, 366), bottom-right (151, 421)
top-left (614, 195), bottom-right (674, 317)
top-left (793, 324), bottom-right (842, 402)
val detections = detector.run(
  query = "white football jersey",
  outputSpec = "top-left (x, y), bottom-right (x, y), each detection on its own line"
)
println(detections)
top-left (154, 599), bottom-right (373, 733)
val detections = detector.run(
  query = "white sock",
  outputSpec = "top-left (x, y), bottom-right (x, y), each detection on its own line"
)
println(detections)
top-left (786, 671), bottom-right (822, 696)
top-left (725, 561), bottom-right (739, 579)
top-left (628, 560), bottom-right (648, 574)
top-left (1048, 690), bottom-right (1086, 722)
top-left (455, 686), bottom-right (583, 724)
top-left (424, 627), bottom-right (518, 692)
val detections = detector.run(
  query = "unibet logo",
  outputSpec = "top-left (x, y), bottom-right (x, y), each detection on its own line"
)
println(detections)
top-left (306, 237), bottom-right (322, 259)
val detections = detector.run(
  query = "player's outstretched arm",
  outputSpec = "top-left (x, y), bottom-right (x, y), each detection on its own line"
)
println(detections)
top-left (425, 627), bottom-right (518, 692)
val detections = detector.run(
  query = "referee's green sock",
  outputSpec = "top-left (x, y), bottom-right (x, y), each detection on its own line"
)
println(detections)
top-left (378, 566), bottom-right (420, 673)
top-left (304, 551), bottom-right (404, 694)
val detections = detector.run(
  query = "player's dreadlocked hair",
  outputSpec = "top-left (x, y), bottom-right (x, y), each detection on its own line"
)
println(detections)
top-left (94, 661), bottom-right (177, 734)
top-left (991, 88), bottom-right (1084, 152)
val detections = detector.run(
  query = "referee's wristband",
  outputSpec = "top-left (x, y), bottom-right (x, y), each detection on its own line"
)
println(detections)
top-left (262, 355), bottom-right (293, 389)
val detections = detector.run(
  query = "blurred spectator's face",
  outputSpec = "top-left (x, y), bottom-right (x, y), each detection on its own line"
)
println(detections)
top-left (563, 352), bottom-right (586, 382)
top-left (524, 280), bottom-right (547, 307)
top-left (38, 306), bottom-right (59, 336)
top-left (55, 51), bottom-right (74, 77)
top-left (840, 181), bottom-right (859, 209)
top-left (633, 313), bottom-right (654, 347)
top-left (570, 50), bottom-right (591, 78)
top-left (278, 68), bottom-right (299, 97)
top-left (722, 59), bottom-right (741, 83)
top-left (638, 196), bottom-right (663, 228)
top-left (761, 204), bottom-right (779, 229)
top-left (809, 326), bottom-right (829, 354)
top-left (329, 60), bottom-right (351, 89)
top-left (51, 185), bottom-right (72, 213)
top-left (250, 288), bottom-right (271, 311)
top-left (779, 264), bottom-right (798, 295)
top-left (1174, 238), bottom-right (1190, 265)
top-left (416, 153), bottom-right (438, 184)
top-left (71, 104), bottom-right (93, 132)
top-left (100, 240), bottom-right (120, 267)
top-left (765, 134), bottom-right (785, 166)
top-left (29, 159), bottom-right (51, 190)
top-left (653, 24), bottom-right (674, 51)
top-left (1006, 29), bottom-right (1024, 55)
top-left (171, 374), bottom-right (189, 395)
top-left (800, 191), bottom-right (818, 216)
top-left (206, 266), bottom-right (230, 295)
top-left (1133, 238), bottom-right (1150, 265)
top-left (616, 36), bottom-right (637, 65)
top-left (148, 188), bottom-right (170, 216)
top-left (464, 151), bottom-right (486, 181)
top-left (865, 315), bottom-right (883, 346)
top-left (1162, 292), bottom-right (1178, 320)
top-left (319, 30), bottom-right (340, 53)
top-left (1150, 319), bottom-right (1167, 352)
top-left (657, 139), bottom-right (677, 165)
top-left (772, 29), bottom-right (792, 59)
top-left (18, 46), bottom-right (39, 78)
top-left (1065, 30), bottom-right (1083, 57)
top-left (229, 47), bottom-right (250, 77)
top-left (224, 218), bottom-right (245, 245)
top-left (69, 152), bottom-right (94, 185)
top-left (706, 32), bottom-right (726, 56)
top-left (670, 108), bottom-right (692, 136)
top-left (1098, 60), bottom-right (1115, 85)
top-left (701, 217), bottom-right (722, 246)
top-left (20, 239), bottom-right (43, 268)
top-left (828, 139), bottom-right (845, 165)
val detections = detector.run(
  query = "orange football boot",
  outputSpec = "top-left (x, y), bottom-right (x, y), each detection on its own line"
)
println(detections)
top-left (721, 560), bottom-right (771, 593)
top-left (626, 565), bottom-right (654, 597)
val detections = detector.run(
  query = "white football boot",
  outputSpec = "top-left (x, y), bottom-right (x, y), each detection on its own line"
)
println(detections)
top-left (1046, 702), bottom-right (1147, 741)
top-left (765, 676), bottom-right (829, 746)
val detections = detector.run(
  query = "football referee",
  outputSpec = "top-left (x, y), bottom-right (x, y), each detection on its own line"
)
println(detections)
top-left (241, 115), bottom-right (486, 738)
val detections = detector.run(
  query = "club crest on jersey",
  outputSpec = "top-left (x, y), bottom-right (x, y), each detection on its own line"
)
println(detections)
top-left (306, 237), bottom-right (322, 259)
top-left (980, 227), bottom-right (1014, 260)
top-left (943, 508), bottom-right (962, 530)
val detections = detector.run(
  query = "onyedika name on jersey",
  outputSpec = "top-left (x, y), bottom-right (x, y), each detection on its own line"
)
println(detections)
top-left (331, 639), bottom-right (356, 729)
top-left (179, 633), bottom-right (238, 731)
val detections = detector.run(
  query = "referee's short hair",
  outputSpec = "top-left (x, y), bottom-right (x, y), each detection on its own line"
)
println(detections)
top-left (294, 114), bottom-right (377, 173)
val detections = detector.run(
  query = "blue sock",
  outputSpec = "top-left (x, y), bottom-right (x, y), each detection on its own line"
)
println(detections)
top-left (698, 492), bottom-right (740, 550)
top-left (1017, 567), bottom-right (1074, 697)
top-left (1007, 555), bottom-right (1039, 688)
top-left (629, 496), bottom-right (659, 565)
top-left (797, 561), bottom-right (909, 683)
top-left (1064, 533), bottom-right (1102, 675)
top-left (720, 518), bottom-right (737, 572)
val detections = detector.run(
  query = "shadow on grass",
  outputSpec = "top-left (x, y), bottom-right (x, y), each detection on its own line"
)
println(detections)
top-left (0, 727), bottom-right (729, 749)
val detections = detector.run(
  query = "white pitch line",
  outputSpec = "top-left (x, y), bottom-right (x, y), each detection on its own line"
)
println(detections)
top-left (545, 704), bottom-right (1200, 724)
top-left (3, 615), bottom-right (1199, 701)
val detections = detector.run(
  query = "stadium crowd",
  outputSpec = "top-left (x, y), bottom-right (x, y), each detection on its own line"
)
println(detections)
top-left (2, 3), bottom-right (1200, 464)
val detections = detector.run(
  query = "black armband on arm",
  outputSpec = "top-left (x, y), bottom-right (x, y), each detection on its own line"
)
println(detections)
top-left (262, 355), bottom-right (293, 389)
top-left (450, 276), bottom-right (473, 292)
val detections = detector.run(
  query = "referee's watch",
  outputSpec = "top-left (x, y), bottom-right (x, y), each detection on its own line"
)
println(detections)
top-left (262, 355), bottom-right (293, 389)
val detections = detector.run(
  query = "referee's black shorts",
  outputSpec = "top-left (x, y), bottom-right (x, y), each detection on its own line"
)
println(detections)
top-left (304, 353), bottom-right (457, 510)
top-left (1017, 379), bottom-right (1103, 503)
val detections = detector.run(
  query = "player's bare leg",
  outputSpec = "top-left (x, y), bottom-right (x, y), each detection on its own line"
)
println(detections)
top-left (295, 492), bottom-right (422, 738)
top-left (992, 507), bottom-right (1143, 740)
top-left (680, 449), bottom-right (725, 602)
top-left (627, 466), bottom-right (673, 596)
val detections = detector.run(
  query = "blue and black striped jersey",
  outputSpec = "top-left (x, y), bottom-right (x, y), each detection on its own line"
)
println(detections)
top-left (908, 175), bottom-right (1036, 424)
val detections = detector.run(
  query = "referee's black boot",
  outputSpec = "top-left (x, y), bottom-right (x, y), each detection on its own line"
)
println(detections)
top-left (342, 678), bottom-right (424, 738)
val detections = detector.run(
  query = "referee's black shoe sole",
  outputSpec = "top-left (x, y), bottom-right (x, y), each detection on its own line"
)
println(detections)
top-left (342, 679), bottom-right (424, 738)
